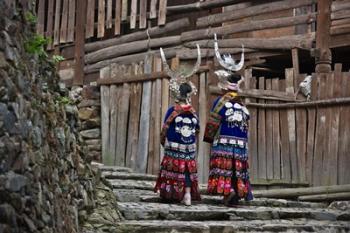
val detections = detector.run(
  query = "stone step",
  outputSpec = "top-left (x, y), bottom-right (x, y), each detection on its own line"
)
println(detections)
top-left (140, 195), bottom-right (328, 209)
top-left (114, 219), bottom-right (350, 233)
top-left (117, 202), bottom-right (349, 222)
top-left (103, 171), bottom-right (157, 181)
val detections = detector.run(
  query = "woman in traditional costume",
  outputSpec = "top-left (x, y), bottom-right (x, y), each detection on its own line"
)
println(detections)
top-left (204, 34), bottom-right (253, 206)
top-left (154, 45), bottom-right (202, 206)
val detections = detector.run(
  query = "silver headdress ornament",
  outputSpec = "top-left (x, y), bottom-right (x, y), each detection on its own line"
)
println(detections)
top-left (214, 33), bottom-right (245, 91)
top-left (160, 44), bottom-right (201, 102)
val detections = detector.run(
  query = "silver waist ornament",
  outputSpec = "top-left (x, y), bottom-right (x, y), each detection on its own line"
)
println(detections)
top-left (160, 45), bottom-right (201, 103)
top-left (214, 33), bottom-right (245, 91)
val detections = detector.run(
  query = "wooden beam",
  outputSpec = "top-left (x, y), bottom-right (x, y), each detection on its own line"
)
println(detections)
top-left (331, 9), bottom-right (350, 20)
top-left (181, 13), bottom-right (317, 42)
top-left (158, 0), bottom-right (167, 25)
top-left (73, 0), bottom-right (87, 85)
top-left (315, 0), bottom-right (332, 73)
top-left (197, 0), bottom-right (316, 28)
top-left (85, 18), bottom-right (190, 52)
top-left (254, 184), bottom-right (350, 199)
top-left (332, 1), bottom-right (350, 12)
top-left (167, 0), bottom-right (242, 14)
top-left (209, 85), bottom-right (302, 102)
top-left (84, 46), bottom-right (180, 74)
top-left (96, 66), bottom-right (210, 85)
top-left (184, 33), bottom-right (315, 50)
top-left (85, 36), bottom-right (181, 64)
top-left (130, 0), bottom-right (137, 29)
top-left (298, 192), bottom-right (350, 202)
top-left (115, 0), bottom-right (121, 35)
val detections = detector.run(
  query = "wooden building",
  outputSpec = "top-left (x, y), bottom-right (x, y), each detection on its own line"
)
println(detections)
top-left (36, 0), bottom-right (350, 188)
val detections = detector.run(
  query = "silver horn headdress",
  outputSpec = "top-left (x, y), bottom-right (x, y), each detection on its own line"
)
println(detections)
top-left (160, 44), bottom-right (201, 102)
top-left (214, 33), bottom-right (245, 91)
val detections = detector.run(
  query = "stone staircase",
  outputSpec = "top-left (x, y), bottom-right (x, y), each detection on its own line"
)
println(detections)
top-left (100, 166), bottom-right (350, 233)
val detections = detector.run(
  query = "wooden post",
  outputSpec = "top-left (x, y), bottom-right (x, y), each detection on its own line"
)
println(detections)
top-left (315, 0), bottom-right (332, 73)
top-left (73, 0), bottom-right (87, 85)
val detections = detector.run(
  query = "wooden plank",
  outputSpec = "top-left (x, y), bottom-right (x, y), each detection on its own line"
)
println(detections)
top-left (158, 0), bottom-right (167, 26)
top-left (279, 79), bottom-right (291, 181)
top-left (338, 71), bottom-right (350, 184)
top-left (312, 73), bottom-right (327, 186)
top-left (36, 0), bottom-right (45, 35)
top-left (86, 0), bottom-right (95, 38)
top-left (73, 0), bottom-right (86, 85)
top-left (198, 72), bottom-right (208, 183)
top-left (67, 0), bottom-right (76, 42)
top-left (109, 65), bottom-right (120, 165)
top-left (272, 78), bottom-right (281, 180)
top-left (121, 0), bottom-right (128, 21)
top-left (285, 69), bottom-right (298, 182)
top-left (97, 0), bottom-right (105, 38)
top-left (54, 0), bottom-right (62, 45)
top-left (324, 64), bottom-right (342, 185)
top-left (257, 77), bottom-right (267, 180)
top-left (130, 0), bottom-right (137, 29)
top-left (153, 58), bottom-right (162, 175)
top-left (331, 9), bottom-right (350, 20)
top-left (332, 1), bottom-right (350, 12)
top-left (115, 0), bottom-right (121, 35)
top-left (100, 66), bottom-right (112, 165)
top-left (150, 0), bottom-right (158, 19)
top-left (116, 66), bottom-right (131, 166)
top-left (126, 63), bottom-right (143, 170)
top-left (265, 79), bottom-right (273, 180)
top-left (106, 0), bottom-right (113, 29)
top-left (147, 80), bottom-right (156, 174)
top-left (136, 55), bottom-right (153, 173)
top-left (60, 0), bottom-right (69, 43)
top-left (295, 75), bottom-right (307, 182)
top-left (245, 70), bottom-right (258, 181)
top-left (160, 61), bottom-right (169, 162)
top-left (46, 0), bottom-right (55, 49)
top-left (140, 0), bottom-right (147, 29)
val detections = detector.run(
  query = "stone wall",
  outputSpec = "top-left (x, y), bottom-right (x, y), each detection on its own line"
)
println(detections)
top-left (0, 1), bottom-right (120, 233)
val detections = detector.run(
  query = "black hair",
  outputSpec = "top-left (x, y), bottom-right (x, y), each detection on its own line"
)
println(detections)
top-left (179, 83), bottom-right (192, 99)
top-left (227, 73), bottom-right (241, 83)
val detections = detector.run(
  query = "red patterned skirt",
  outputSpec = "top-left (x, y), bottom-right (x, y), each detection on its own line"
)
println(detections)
top-left (154, 141), bottom-right (201, 202)
top-left (207, 136), bottom-right (253, 201)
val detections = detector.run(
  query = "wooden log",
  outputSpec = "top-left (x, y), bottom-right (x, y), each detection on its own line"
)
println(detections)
top-left (299, 192), bottom-right (350, 202)
top-left (167, 0), bottom-right (241, 14)
top-left (331, 25), bottom-right (350, 36)
top-left (115, 0), bottom-right (121, 35)
top-left (330, 33), bottom-right (350, 48)
top-left (272, 78), bottom-right (281, 180)
top-left (67, 0), bottom-right (76, 42)
top-left (46, 0), bottom-right (55, 49)
top-left (106, 0), bottom-right (113, 29)
top-left (331, 9), bottom-right (350, 20)
top-left (139, 0), bottom-right (147, 29)
top-left (150, 0), bottom-right (158, 19)
top-left (85, 18), bottom-right (190, 52)
top-left (184, 33), bottom-right (315, 50)
top-left (197, 0), bottom-right (316, 28)
top-left (331, 18), bottom-right (350, 27)
top-left (97, 0), bottom-right (105, 38)
top-left (126, 63), bottom-right (143, 170)
top-left (85, 36), bottom-right (181, 64)
top-left (86, 0), bottom-right (95, 38)
top-left (177, 48), bottom-right (257, 60)
top-left (54, 0), bottom-right (62, 45)
top-left (130, 0), bottom-right (137, 29)
top-left (332, 1), bottom-right (350, 12)
top-left (84, 46), bottom-right (179, 74)
top-left (181, 13), bottom-right (317, 42)
top-left (100, 66), bottom-right (112, 165)
top-left (254, 184), bottom-right (350, 199)
top-left (36, 0), bottom-right (45, 35)
top-left (136, 55), bottom-right (153, 173)
top-left (158, 0), bottom-right (167, 25)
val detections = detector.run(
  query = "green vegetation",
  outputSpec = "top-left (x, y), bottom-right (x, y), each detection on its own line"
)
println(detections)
top-left (24, 11), bottom-right (37, 24)
top-left (24, 34), bottom-right (49, 58)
